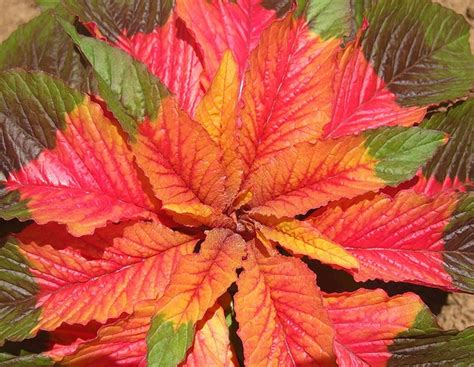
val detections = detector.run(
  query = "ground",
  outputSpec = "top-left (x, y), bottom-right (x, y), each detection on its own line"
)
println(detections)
top-left (0, 0), bottom-right (473, 330)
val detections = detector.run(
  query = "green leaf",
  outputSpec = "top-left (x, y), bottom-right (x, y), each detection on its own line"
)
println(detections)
top-left (0, 8), bottom-right (95, 93)
top-left (300, 0), bottom-right (355, 39)
top-left (0, 239), bottom-right (40, 345)
top-left (364, 126), bottom-right (447, 185)
top-left (60, 20), bottom-right (168, 139)
top-left (0, 352), bottom-right (53, 367)
top-left (362, 0), bottom-right (474, 106)
top-left (353, 0), bottom-right (378, 28)
top-left (146, 315), bottom-right (194, 367)
top-left (64, 0), bottom-right (174, 42)
top-left (298, 0), bottom-right (380, 39)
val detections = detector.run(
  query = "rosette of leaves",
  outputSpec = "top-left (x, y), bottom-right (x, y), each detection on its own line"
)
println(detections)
top-left (0, 0), bottom-right (473, 366)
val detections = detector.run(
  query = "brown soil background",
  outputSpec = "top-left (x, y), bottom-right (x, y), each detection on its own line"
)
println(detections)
top-left (0, 0), bottom-right (473, 330)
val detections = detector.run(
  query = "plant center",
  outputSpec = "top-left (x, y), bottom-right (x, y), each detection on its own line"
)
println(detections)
top-left (233, 211), bottom-right (256, 241)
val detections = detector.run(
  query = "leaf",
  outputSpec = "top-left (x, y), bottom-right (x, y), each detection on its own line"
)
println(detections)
top-left (0, 239), bottom-right (40, 344)
top-left (311, 190), bottom-right (474, 292)
top-left (62, 21), bottom-right (168, 138)
top-left (255, 217), bottom-right (359, 269)
top-left (0, 221), bottom-right (196, 343)
top-left (176, 0), bottom-right (289, 83)
top-left (63, 230), bottom-right (244, 366)
top-left (132, 97), bottom-right (233, 226)
top-left (239, 14), bottom-right (340, 175)
top-left (64, 0), bottom-right (174, 43)
top-left (195, 50), bottom-right (243, 200)
top-left (112, 12), bottom-right (204, 115)
top-left (64, 24), bottom-right (234, 226)
top-left (147, 229), bottom-right (245, 367)
top-left (245, 126), bottom-right (445, 218)
top-left (361, 0), bottom-right (474, 106)
top-left (182, 305), bottom-right (236, 367)
top-left (326, 288), bottom-right (474, 365)
top-left (324, 288), bottom-right (436, 366)
top-left (388, 327), bottom-right (474, 365)
top-left (0, 352), bottom-right (53, 367)
top-left (0, 8), bottom-right (95, 93)
top-left (322, 35), bottom-right (426, 139)
top-left (61, 302), bottom-right (153, 366)
top-left (0, 71), bottom-right (154, 236)
top-left (234, 247), bottom-right (336, 366)
top-left (353, 0), bottom-right (378, 28)
top-left (299, 0), bottom-right (356, 39)
top-left (415, 100), bottom-right (474, 195)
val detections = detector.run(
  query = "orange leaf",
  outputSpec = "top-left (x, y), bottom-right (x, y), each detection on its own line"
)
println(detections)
top-left (132, 97), bottom-right (234, 226)
top-left (240, 14), bottom-right (340, 176)
top-left (255, 217), bottom-right (359, 269)
top-left (60, 301), bottom-right (153, 366)
top-left (61, 230), bottom-right (245, 366)
top-left (234, 248), bottom-right (336, 366)
top-left (244, 126), bottom-right (445, 218)
top-left (153, 229), bottom-right (245, 327)
top-left (195, 50), bottom-right (243, 199)
top-left (14, 221), bottom-right (196, 332)
top-left (146, 229), bottom-right (245, 366)
top-left (244, 135), bottom-right (382, 218)
top-left (183, 304), bottom-right (237, 367)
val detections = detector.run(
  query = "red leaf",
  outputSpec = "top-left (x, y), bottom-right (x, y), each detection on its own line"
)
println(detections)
top-left (176, 0), bottom-right (282, 84)
top-left (115, 13), bottom-right (204, 115)
top-left (3, 95), bottom-right (155, 236)
top-left (322, 34), bottom-right (426, 138)
top-left (324, 288), bottom-right (435, 366)
top-left (311, 190), bottom-right (473, 291)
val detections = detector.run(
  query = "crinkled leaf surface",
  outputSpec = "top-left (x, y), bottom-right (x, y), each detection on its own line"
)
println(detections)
top-left (312, 190), bottom-right (474, 292)
top-left (113, 12), bottom-right (205, 115)
top-left (0, 221), bottom-right (196, 343)
top-left (415, 100), bottom-right (474, 195)
top-left (0, 71), bottom-right (155, 236)
top-left (183, 304), bottom-right (236, 367)
top-left (234, 247), bottom-right (336, 366)
top-left (0, 7), bottom-right (95, 93)
top-left (60, 230), bottom-right (244, 367)
top-left (64, 0), bottom-right (174, 43)
top-left (176, 0), bottom-right (290, 83)
top-left (361, 0), bottom-right (474, 106)
top-left (245, 127), bottom-right (445, 218)
top-left (255, 217), bottom-right (359, 269)
top-left (239, 14), bottom-right (340, 175)
top-left (0, 0), bottom-right (473, 365)
top-left (325, 288), bottom-right (474, 365)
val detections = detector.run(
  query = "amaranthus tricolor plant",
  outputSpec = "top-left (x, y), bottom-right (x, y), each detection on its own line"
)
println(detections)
top-left (0, 0), bottom-right (473, 365)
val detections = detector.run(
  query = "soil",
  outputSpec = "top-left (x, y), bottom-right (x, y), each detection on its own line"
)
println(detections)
top-left (0, 0), bottom-right (473, 330)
